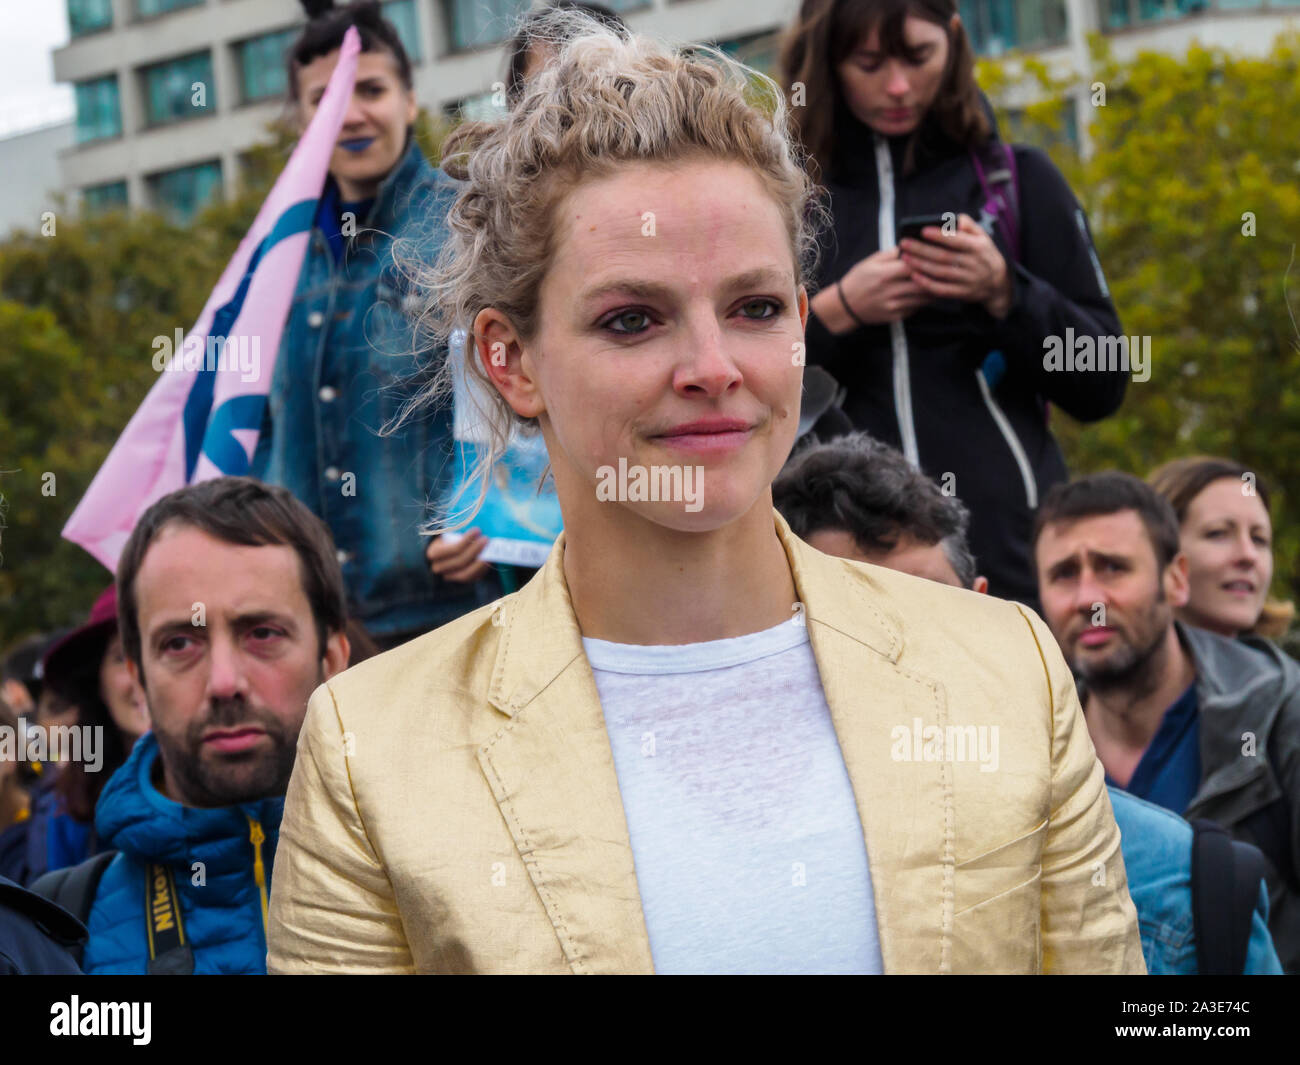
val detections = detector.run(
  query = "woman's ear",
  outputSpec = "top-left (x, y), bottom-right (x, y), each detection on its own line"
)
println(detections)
top-left (473, 308), bottom-right (546, 420)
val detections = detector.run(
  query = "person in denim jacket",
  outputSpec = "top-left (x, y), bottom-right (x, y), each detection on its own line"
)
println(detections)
top-left (252, 2), bottom-right (500, 647)
top-left (1109, 787), bottom-right (1280, 974)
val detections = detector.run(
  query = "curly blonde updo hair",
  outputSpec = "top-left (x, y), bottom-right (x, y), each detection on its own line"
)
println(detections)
top-left (403, 8), bottom-right (825, 527)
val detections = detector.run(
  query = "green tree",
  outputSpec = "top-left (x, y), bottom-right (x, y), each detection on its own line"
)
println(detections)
top-left (0, 111), bottom-right (457, 648)
top-left (980, 34), bottom-right (1300, 620)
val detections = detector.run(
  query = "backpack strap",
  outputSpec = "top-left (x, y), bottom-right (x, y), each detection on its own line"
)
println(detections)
top-left (28, 850), bottom-right (118, 969)
top-left (970, 140), bottom-right (1022, 265)
top-left (1191, 820), bottom-right (1268, 975)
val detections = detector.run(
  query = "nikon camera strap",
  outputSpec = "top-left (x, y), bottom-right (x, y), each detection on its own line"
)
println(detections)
top-left (144, 863), bottom-right (194, 975)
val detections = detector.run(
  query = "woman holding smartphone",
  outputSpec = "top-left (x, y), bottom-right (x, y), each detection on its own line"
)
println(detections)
top-left (782, 0), bottom-right (1125, 610)
top-left (267, 10), bottom-right (1143, 975)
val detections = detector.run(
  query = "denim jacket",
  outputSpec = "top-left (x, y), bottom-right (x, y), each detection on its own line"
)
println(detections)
top-left (1109, 786), bottom-right (1281, 974)
top-left (251, 138), bottom-right (499, 638)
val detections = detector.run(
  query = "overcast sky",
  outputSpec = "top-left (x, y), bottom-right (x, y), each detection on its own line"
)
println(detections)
top-left (0, 0), bottom-right (73, 139)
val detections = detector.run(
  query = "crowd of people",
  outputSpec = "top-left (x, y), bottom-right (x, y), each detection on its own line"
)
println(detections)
top-left (1, 0), bottom-right (1296, 975)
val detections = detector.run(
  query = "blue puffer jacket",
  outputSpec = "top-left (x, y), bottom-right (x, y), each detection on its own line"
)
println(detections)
top-left (81, 733), bottom-right (282, 974)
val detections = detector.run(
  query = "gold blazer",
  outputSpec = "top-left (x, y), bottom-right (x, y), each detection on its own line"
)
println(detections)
top-left (267, 510), bottom-right (1145, 974)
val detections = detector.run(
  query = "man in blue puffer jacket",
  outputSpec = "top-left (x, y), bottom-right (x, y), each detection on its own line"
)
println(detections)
top-left (33, 477), bottom-right (349, 974)
top-left (78, 732), bottom-right (282, 975)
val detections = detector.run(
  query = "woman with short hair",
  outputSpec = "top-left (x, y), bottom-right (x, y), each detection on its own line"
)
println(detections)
top-left (268, 10), bottom-right (1143, 975)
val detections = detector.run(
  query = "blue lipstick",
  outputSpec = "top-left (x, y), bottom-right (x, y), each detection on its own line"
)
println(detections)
top-left (339, 137), bottom-right (375, 153)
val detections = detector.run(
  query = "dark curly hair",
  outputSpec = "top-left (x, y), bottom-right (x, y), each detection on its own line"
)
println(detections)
top-left (287, 0), bottom-right (413, 103)
top-left (773, 431), bottom-right (978, 588)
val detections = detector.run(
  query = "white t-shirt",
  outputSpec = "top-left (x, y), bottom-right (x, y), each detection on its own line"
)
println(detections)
top-left (583, 617), bottom-right (884, 975)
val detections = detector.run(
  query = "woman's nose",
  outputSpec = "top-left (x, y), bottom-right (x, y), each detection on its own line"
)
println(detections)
top-left (886, 66), bottom-right (911, 97)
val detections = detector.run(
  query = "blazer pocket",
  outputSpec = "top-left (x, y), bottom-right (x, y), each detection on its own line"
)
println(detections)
top-left (954, 818), bottom-right (1047, 915)
top-left (951, 870), bottom-right (1042, 973)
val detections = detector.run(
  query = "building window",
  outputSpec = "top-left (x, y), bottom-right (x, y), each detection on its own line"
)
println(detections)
top-left (68, 0), bottom-right (113, 36)
top-left (961, 0), bottom-right (1068, 54)
top-left (83, 180), bottom-right (129, 213)
top-left (716, 32), bottom-right (781, 75)
top-left (443, 88), bottom-right (506, 122)
top-left (236, 28), bottom-right (297, 104)
top-left (445, 0), bottom-right (642, 52)
top-left (1104, 0), bottom-right (1221, 26)
top-left (147, 160), bottom-right (223, 224)
top-left (74, 75), bottom-right (122, 143)
top-left (447, 0), bottom-right (530, 51)
top-left (141, 51), bottom-right (217, 126)
top-left (135, 0), bottom-right (204, 18)
top-left (382, 0), bottom-right (423, 61)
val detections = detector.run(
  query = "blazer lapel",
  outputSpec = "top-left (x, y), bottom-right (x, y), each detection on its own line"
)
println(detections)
top-left (476, 534), bottom-right (655, 974)
top-left (476, 513), bottom-right (953, 975)
top-left (775, 511), bottom-right (955, 974)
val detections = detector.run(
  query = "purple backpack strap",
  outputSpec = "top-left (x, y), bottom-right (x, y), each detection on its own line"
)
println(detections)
top-left (970, 141), bottom-right (1021, 265)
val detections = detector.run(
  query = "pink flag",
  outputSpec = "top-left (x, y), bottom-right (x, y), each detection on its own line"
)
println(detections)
top-left (62, 27), bottom-right (362, 572)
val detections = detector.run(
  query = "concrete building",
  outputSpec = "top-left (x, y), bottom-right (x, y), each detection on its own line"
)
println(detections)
top-left (51, 0), bottom-right (1300, 222)
top-left (0, 121), bottom-right (75, 237)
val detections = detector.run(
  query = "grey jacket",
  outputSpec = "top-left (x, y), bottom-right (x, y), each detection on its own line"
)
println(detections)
top-left (1179, 622), bottom-right (1300, 972)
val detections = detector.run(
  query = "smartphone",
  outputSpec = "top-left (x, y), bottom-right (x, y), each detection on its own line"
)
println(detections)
top-left (897, 213), bottom-right (953, 245)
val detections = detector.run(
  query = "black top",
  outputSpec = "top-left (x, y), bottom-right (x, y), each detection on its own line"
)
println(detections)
top-left (804, 107), bottom-right (1126, 607)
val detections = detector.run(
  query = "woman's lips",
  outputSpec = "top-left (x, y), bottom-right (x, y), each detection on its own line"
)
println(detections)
top-left (653, 428), bottom-right (753, 454)
top-left (1222, 580), bottom-right (1257, 596)
top-left (339, 137), bottom-right (375, 153)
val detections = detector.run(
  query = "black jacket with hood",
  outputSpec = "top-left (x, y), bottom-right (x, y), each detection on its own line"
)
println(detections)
top-left (803, 105), bottom-right (1126, 606)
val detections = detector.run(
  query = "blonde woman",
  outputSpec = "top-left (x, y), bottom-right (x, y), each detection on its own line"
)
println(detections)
top-left (267, 11), bottom-right (1143, 975)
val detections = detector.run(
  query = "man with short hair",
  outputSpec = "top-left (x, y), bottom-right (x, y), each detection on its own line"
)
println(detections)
top-left (774, 432), bottom-right (987, 593)
top-left (1033, 471), bottom-right (1300, 972)
top-left (33, 477), bottom-right (349, 974)
top-left (776, 441), bottom-right (1283, 974)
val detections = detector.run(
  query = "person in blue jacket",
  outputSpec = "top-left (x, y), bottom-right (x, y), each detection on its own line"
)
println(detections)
top-left (1109, 787), bottom-right (1280, 974)
top-left (251, 1), bottom-right (502, 650)
top-left (33, 478), bottom-right (350, 974)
